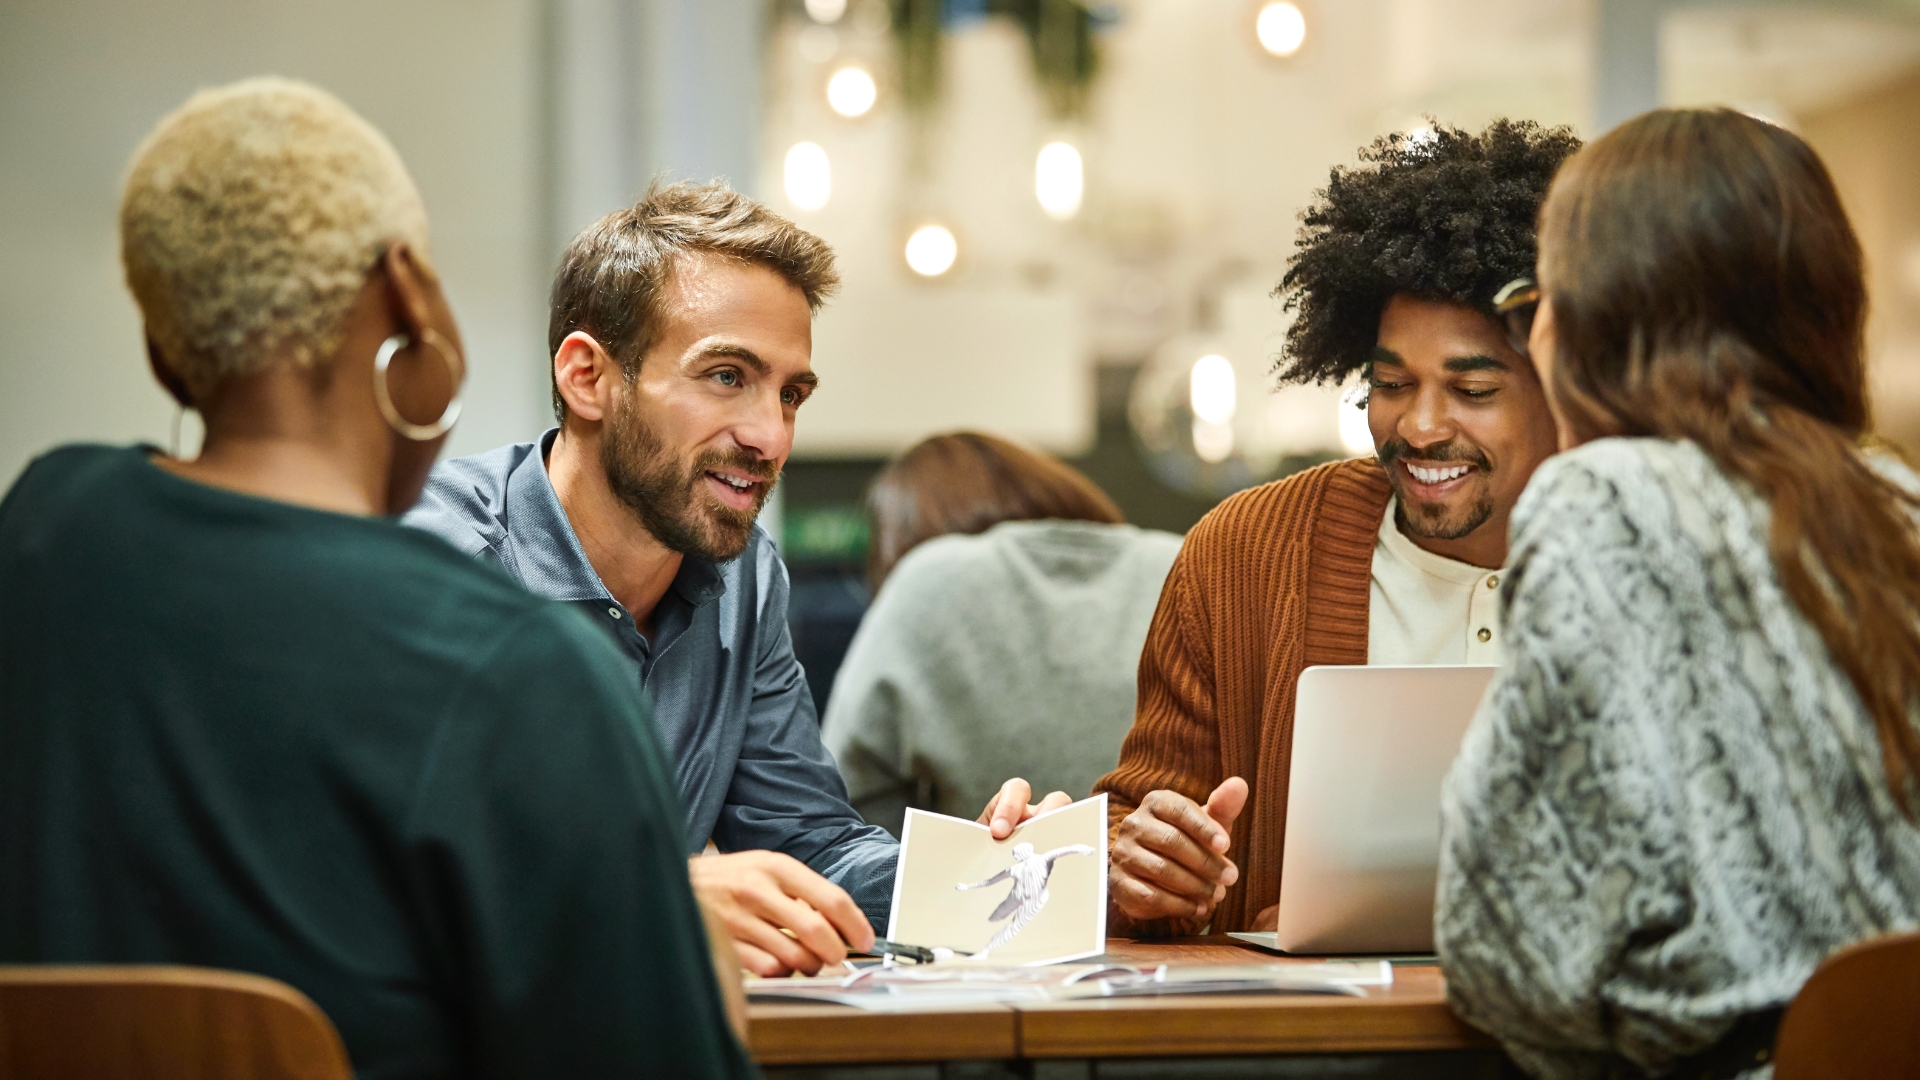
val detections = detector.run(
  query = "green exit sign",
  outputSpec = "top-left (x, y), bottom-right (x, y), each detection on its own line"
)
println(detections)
top-left (783, 506), bottom-right (869, 562)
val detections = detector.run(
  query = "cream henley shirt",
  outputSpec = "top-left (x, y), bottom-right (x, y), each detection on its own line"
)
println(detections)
top-left (1367, 498), bottom-right (1504, 666)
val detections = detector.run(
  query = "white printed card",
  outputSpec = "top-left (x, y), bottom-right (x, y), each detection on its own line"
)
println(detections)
top-left (885, 794), bottom-right (1108, 966)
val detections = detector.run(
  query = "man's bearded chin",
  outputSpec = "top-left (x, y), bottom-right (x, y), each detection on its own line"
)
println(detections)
top-left (601, 398), bottom-right (775, 562)
top-left (1378, 437), bottom-right (1495, 542)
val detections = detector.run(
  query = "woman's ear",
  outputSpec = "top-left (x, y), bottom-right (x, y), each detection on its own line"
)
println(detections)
top-left (146, 337), bottom-right (194, 409)
top-left (379, 242), bottom-right (436, 339)
top-left (371, 243), bottom-right (464, 439)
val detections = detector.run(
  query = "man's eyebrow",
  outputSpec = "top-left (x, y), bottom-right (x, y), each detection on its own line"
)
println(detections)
top-left (1368, 346), bottom-right (1406, 370)
top-left (1445, 354), bottom-right (1510, 373)
top-left (696, 343), bottom-right (770, 375)
top-left (695, 342), bottom-right (819, 388)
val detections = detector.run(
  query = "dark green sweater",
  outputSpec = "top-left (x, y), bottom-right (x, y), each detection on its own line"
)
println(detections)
top-left (0, 446), bottom-right (757, 1080)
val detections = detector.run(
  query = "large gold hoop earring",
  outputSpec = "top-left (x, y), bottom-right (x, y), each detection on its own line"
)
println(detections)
top-left (374, 329), bottom-right (464, 441)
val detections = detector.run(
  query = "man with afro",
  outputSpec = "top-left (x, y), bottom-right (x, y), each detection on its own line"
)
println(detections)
top-left (1094, 119), bottom-right (1580, 935)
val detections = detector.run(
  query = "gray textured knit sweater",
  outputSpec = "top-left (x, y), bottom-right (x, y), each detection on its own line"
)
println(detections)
top-left (1437, 438), bottom-right (1920, 1080)
top-left (822, 520), bottom-right (1182, 836)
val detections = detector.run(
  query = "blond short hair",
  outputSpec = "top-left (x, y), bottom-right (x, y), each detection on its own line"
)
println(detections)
top-left (120, 77), bottom-right (429, 401)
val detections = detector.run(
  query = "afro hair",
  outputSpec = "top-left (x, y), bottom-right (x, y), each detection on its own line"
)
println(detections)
top-left (1275, 118), bottom-right (1581, 386)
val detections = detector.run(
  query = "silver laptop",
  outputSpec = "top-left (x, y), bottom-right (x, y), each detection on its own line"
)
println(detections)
top-left (1233, 664), bottom-right (1497, 956)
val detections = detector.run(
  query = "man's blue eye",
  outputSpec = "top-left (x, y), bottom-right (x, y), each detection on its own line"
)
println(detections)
top-left (715, 370), bottom-right (738, 386)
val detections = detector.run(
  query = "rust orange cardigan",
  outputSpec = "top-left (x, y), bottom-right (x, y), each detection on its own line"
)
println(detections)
top-left (1093, 456), bottom-right (1392, 936)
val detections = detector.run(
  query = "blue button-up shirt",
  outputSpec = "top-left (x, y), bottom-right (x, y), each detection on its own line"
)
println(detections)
top-left (402, 429), bottom-right (898, 927)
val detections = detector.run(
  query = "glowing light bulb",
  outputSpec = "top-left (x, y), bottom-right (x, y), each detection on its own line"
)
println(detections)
top-left (1256, 1), bottom-right (1307, 57)
top-left (827, 66), bottom-right (877, 117)
top-left (1189, 354), bottom-right (1237, 425)
top-left (1192, 419), bottom-right (1234, 463)
top-left (805, 0), bottom-right (847, 24)
top-left (1034, 141), bottom-right (1084, 220)
top-left (904, 224), bottom-right (958, 276)
top-left (783, 142), bottom-right (831, 212)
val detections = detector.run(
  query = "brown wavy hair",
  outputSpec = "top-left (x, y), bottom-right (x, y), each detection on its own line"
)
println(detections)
top-left (865, 432), bottom-right (1123, 592)
top-left (547, 179), bottom-right (839, 421)
top-left (1538, 107), bottom-right (1920, 812)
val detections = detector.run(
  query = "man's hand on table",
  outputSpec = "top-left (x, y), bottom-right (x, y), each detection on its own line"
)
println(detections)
top-left (688, 850), bottom-right (874, 977)
top-left (1110, 777), bottom-right (1249, 923)
top-left (976, 777), bottom-right (1075, 840)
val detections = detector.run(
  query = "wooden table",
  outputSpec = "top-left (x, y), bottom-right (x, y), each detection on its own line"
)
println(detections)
top-left (749, 937), bottom-right (1504, 1077)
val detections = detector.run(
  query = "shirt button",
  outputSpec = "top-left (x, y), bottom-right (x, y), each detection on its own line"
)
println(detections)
top-left (1477, 627), bottom-right (1492, 643)
top-left (608, 607), bottom-right (622, 619)
top-left (1486, 575), bottom-right (1500, 589)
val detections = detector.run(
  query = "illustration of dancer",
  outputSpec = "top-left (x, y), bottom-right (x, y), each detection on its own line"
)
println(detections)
top-left (956, 842), bottom-right (1096, 957)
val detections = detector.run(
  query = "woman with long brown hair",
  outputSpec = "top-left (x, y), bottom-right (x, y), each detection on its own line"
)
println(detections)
top-left (821, 432), bottom-right (1181, 835)
top-left (1435, 108), bottom-right (1920, 1079)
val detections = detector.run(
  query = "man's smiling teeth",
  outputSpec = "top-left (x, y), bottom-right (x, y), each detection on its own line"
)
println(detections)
top-left (711, 472), bottom-right (756, 492)
top-left (1407, 463), bottom-right (1472, 484)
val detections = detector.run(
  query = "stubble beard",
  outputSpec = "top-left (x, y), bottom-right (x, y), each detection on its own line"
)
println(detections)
top-left (1378, 438), bottom-right (1496, 542)
top-left (600, 396), bottom-right (774, 562)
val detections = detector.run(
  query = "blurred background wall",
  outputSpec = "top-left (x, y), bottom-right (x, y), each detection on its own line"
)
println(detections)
top-left (1, 0), bottom-right (550, 480)
top-left (5, 0), bottom-right (1920, 703)
top-left (0, 0), bottom-right (766, 485)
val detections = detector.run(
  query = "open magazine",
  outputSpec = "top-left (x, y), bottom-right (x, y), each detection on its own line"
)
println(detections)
top-left (746, 959), bottom-right (1393, 1013)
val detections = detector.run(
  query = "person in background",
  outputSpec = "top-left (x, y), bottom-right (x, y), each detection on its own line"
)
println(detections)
top-left (404, 186), bottom-right (1068, 978)
top-left (1436, 108), bottom-right (1920, 1080)
top-left (1093, 119), bottom-right (1580, 936)
top-left (0, 79), bottom-right (754, 1078)
top-left (822, 432), bottom-right (1183, 836)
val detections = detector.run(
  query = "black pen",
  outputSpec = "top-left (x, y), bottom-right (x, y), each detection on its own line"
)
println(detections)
top-left (865, 939), bottom-right (971, 963)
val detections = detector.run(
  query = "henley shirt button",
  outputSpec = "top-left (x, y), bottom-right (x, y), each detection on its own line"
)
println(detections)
top-left (1486, 575), bottom-right (1500, 589)
top-left (1477, 627), bottom-right (1492, 642)
top-left (608, 607), bottom-right (622, 619)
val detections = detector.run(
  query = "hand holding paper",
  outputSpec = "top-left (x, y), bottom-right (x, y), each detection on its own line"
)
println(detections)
top-left (977, 777), bottom-right (1075, 840)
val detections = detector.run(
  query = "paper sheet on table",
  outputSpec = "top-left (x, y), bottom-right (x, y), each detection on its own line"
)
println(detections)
top-left (744, 959), bottom-right (1392, 1012)
top-left (886, 794), bottom-right (1107, 966)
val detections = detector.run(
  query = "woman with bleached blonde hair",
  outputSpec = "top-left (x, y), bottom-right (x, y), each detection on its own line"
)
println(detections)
top-left (0, 78), bottom-right (753, 1078)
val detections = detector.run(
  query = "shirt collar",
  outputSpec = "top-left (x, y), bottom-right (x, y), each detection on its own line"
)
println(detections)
top-left (671, 547), bottom-right (728, 607)
top-left (503, 427), bottom-right (731, 611)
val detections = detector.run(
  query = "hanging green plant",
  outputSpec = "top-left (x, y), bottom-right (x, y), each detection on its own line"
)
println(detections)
top-left (995, 0), bottom-right (1102, 119)
top-left (892, 0), bottom-right (946, 118)
top-left (887, 0), bottom-right (1104, 119)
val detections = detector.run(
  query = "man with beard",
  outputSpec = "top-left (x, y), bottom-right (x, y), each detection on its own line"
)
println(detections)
top-left (1094, 120), bottom-right (1580, 935)
top-left (406, 182), bottom-right (1067, 975)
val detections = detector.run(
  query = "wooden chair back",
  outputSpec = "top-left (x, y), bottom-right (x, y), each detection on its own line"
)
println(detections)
top-left (1773, 930), bottom-right (1920, 1079)
top-left (0, 965), bottom-right (351, 1080)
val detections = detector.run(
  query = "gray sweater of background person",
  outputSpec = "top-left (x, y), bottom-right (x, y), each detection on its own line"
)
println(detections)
top-left (822, 520), bottom-right (1183, 836)
top-left (1437, 438), bottom-right (1920, 1080)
